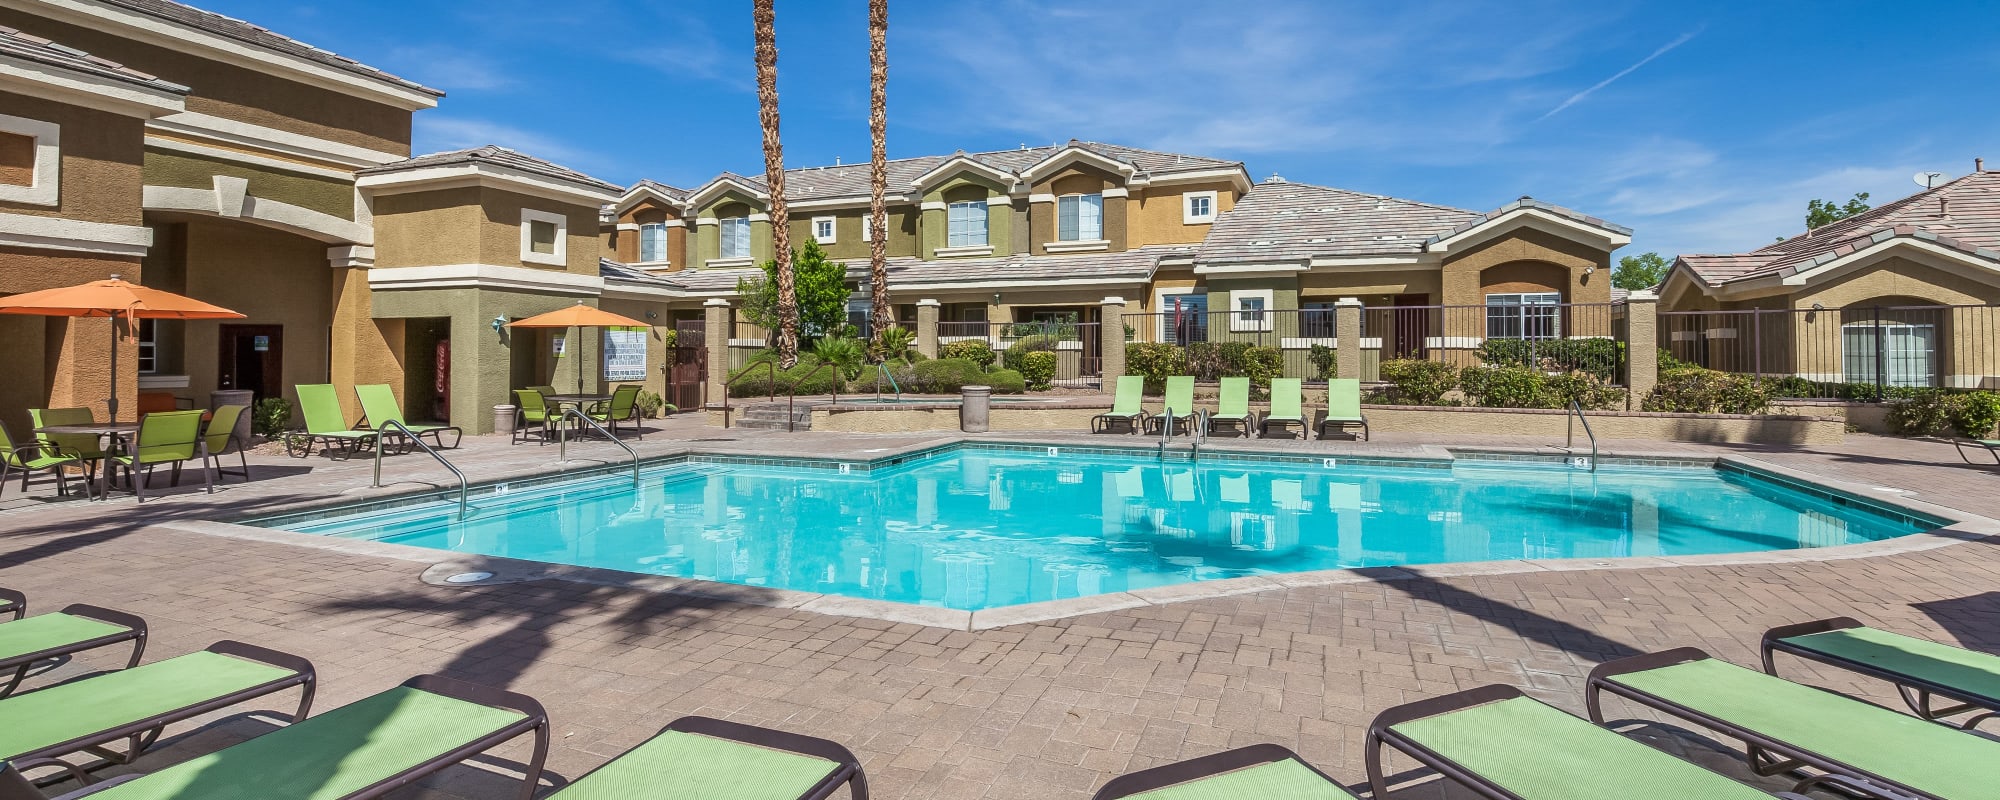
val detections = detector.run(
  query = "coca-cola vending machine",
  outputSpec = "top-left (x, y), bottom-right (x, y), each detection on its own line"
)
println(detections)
top-left (434, 338), bottom-right (450, 422)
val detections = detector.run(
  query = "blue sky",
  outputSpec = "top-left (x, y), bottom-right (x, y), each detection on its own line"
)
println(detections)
top-left (211, 0), bottom-right (1994, 260)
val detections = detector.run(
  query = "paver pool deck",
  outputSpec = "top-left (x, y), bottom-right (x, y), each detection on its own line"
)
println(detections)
top-left (1, 416), bottom-right (1996, 798)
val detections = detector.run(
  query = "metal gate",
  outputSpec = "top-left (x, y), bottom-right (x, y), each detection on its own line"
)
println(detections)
top-left (669, 320), bottom-right (706, 410)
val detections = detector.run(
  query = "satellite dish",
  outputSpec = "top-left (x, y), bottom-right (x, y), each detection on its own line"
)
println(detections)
top-left (1914, 171), bottom-right (1947, 189)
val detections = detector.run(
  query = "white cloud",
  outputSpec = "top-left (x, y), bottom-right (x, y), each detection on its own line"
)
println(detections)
top-left (1536, 27), bottom-right (1703, 122)
top-left (412, 116), bottom-right (609, 173)
top-left (388, 46), bottom-right (511, 92)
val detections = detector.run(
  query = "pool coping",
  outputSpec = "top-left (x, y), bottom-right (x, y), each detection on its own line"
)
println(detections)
top-left (180, 438), bottom-right (2000, 632)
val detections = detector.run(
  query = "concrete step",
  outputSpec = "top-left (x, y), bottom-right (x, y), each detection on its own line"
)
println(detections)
top-left (733, 417), bottom-right (807, 431)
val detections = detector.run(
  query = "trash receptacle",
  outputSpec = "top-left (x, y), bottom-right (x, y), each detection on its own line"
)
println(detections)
top-left (960, 385), bottom-right (991, 433)
top-left (493, 405), bottom-right (518, 436)
top-left (210, 390), bottom-right (255, 447)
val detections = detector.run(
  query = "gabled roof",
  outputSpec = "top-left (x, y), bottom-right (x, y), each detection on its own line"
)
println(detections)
top-left (1678, 170), bottom-right (2000, 287)
top-left (614, 179), bottom-right (689, 215)
top-left (95, 0), bottom-right (441, 97)
top-left (1425, 197), bottom-right (1633, 246)
top-left (1197, 179), bottom-right (1481, 264)
top-left (684, 171), bottom-right (771, 208)
top-left (357, 145), bottom-right (622, 194)
top-left (0, 22), bottom-right (189, 94)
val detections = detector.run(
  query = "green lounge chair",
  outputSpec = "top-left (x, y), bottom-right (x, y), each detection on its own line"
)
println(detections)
top-left (288, 384), bottom-right (378, 458)
top-left (1763, 617), bottom-right (2000, 729)
top-left (0, 589), bottom-right (17, 621)
top-left (1206, 377), bottom-right (1254, 438)
top-left (110, 410), bottom-right (210, 502)
top-left (1587, 647), bottom-right (2000, 800)
top-left (515, 389), bottom-right (554, 445)
top-left (1259, 378), bottom-right (1306, 439)
top-left (0, 421), bottom-right (84, 500)
top-left (1315, 378), bottom-right (1368, 441)
top-left (0, 599), bottom-right (144, 698)
top-left (1092, 376), bottom-right (1149, 434)
top-left (201, 404), bottom-right (251, 483)
top-left (1092, 744), bottom-right (1355, 799)
top-left (1953, 438), bottom-right (1998, 466)
top-left (0, 674), bottom-right (548, 800)
top-left (1147, 376), bottom-right (1196, 436)
top-left (355, 384), bottom-right (462, 450)
top-left (1366, 684), bottom-right (1812, 800)
top-left (587, 384), bottom-right (643, 440)
top-left (0, 641), bottom-right (313, 775)
top-left (29, 408), bottom-right (105, 483)
top-left (548, 716), bottom-right (865, 800)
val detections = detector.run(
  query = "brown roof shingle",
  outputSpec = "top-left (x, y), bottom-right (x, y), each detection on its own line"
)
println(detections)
top-left (0, 23), bottom-right (188, 94)
top-left (358, 145), bottom-right (622, 194)
top-left (1196, 179), bottom-right (1481, 263)
top-left (681, 141), bottom-right (1243, 205)
top-left (96, 0), bottom-right (440, 97)
top-left (1680, 171), bottom-right (2000, 285)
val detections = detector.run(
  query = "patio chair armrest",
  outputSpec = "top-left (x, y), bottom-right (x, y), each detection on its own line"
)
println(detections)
top-left (5, 441), bottom-right (75, 462)
top-left (60, 604), bottom-right (149, 636)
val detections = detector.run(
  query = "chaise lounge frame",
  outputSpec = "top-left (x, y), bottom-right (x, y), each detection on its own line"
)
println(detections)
top-left (0, 603), bottom-right (146, 698)
top-left (1091, 743), bottom-right (1353, 800)
top-left (1762, 616), bottom-right (2000, 730)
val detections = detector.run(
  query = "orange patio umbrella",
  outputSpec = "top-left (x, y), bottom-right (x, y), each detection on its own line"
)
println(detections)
top-left (0, 274), bottom-right (243, 420)
top-left (505, 301), bottom-right (650, 393)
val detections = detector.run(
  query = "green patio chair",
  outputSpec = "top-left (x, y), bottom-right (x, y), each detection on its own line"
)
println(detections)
top-left (1259, 378), bottom-right (1306, 439)
top-left (1953, 438), bottom-right (1999, 467)
top-left (530, 384), bottom-right (558, 398)
top-left (515, 389), bottom-right (555, 445)
top-left (201, 404), bottom-right (252, 483)
top-left (0, 674), bottom-right (549, 800)
top-left (1091, 376), bottom-right (1148, 434)
top-left (587, 384), bottom-right (643, 440)
top-left (0, 599), bottom-right (145, 698)
top-left (1147, 376), bottom-right (1197, 436)
top-left (547, 716), bottom-right (865, 800)
top-left (1093, 744), bottom-right (1356, 799)
top-left (1587, 647), bottom-right (2000, 799)
top-left (1762, 617), bottom-right (2000, 729)
top-left (0, 420), bottom-right (84, 500)
top-left (1316, 378), bottom-right (1369, 441)
top-left (289, 384), bottom-right (378, 459)
top-left (29, 408), bottom-right (105, 483)
top-left (1207, 377), bottom-right (1254, 438)
top-left (1366, 684), bottom-right (1809, 800)
top-left (111, 410), bottom-right (211, 502)
top-left (355, 384), bottom-right (462, 450)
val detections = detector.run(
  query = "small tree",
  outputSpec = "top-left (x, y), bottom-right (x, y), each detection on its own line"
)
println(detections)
top-left (1805, 192), bottom-right (1871, 230)
top-left (1613, 251), bottom-right (1669, 291)
top-left (737, 239), bottom-right (850, 342)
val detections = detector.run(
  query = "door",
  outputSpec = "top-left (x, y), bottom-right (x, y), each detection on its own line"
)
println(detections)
top-left (1389, 293), bottom-right (1429, 359)
top-left (218, 324), bottom-right (283, 404)
top-left (669, 320), bottom-right (706, 411)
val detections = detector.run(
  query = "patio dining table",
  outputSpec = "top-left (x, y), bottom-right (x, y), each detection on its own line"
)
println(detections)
top-left (33, 422), bottom-right (138, 501)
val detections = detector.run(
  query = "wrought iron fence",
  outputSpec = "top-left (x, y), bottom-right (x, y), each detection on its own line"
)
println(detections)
top-left (1126, 309), bottom-right (1333, 382)
top-left (1659, 304), bottom-right (2000, 399)
top-left (935, 320), bottom-right (1102, 388)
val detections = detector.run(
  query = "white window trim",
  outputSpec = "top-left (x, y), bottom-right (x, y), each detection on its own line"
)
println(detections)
top-left (519, 208), bottom-right (567, 267)
top-left (935, 244), bottom-right (994, 258)
top-left (1056, 193), bottom-right (1104, 242)
top-left (861, 215), bottom-right (874, 242)
top-left (1044, 239), bottom-right (1109, 254)
top-left (1153, 288), bottom-right (1207, 340)
top-left (811, 215), bottom-right (837, 245)
top-left (946, 200), bottom-right (989, 248)
top-left (718, 216), bottom-right (753, 259)
top-left (637, 222), bottom-right (669, 264)
top-left (1183, 190), bottom-right (1218, 224)
top-left (1229, 288), bottom-right (1274, 332)
top-left (0, 114), bottom-right (61, 207)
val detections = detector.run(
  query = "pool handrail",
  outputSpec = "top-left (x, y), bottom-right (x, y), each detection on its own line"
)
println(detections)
top-left (1566, 399), bottom-right (1597, 472)
top-left (778, 361), bottom-right (838, 432)
top-left (874, 362), bottom-right (902, 402)
top-left (557, 407), bottom-right (640, 488)
top-left (719, 360), bottom-right (777, 428)
top-left (372, 419), bottom-right (469, 520)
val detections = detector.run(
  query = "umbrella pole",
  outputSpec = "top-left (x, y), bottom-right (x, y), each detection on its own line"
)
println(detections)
top-left (576, 324), bottom-right (585, 394)
top-left (107, 313), bottom-right (119, 422)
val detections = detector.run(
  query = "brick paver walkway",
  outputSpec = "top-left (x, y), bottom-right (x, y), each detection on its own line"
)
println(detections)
top-left (1, 419), bottom-right (1996, 798)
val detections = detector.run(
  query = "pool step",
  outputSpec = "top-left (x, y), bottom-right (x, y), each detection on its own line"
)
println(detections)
top-left (734, 403), bottom-right (813, 431)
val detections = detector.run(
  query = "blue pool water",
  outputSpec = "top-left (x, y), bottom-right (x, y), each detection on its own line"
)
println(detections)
top-left (271, 448), bottom-right (1929, 610)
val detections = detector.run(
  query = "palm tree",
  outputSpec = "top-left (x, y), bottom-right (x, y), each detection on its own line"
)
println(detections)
top-left (866, 0), bottom-right (893, 357)
top-left (753, 0), bottom-right (798, 367)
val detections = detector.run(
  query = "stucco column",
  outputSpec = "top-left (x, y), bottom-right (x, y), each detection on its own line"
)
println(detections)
top-left (703, 298), bottom-right (731, 408)
top-left (1335, 297), bottom-right (1363, 380)
top-left (1625, 290), bottom-right (1659, 409)
top-left (1099, 297), bottom-right (1126, 384)
top-left (915, 299), bottom-right (941, 358)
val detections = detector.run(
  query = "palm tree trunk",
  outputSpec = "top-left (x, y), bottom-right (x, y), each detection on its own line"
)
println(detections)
top-left (753, 0), bottom-right (798, 368)
top-left (866, 0), bottom-right (892, 357)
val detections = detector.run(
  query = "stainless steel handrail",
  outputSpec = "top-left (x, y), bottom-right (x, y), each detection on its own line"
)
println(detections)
top-left (777, 361), bottom-right (837, 432)
top-left (1566, 400), bottom-right (1598, 472)
top-left (718, 360), bottom-right (777, 429)
top-left (371, 420), bottom-right (468, 520)
top-left (874, 362), bottom-right (902, 401)
top-left (557, 407), bottom-right (641, 487)
top-left (1157, 405), bottom-right (1174, 459)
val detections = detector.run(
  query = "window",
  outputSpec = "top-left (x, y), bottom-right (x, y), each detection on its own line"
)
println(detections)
top-left (1485, 292), bottom-right (1561, 339)
top-left (519, 208), bottom-right (567, 266)
top-left (1057, 193), bottom-right (1103, 241)
top-left (1300, 301), bottom-right (1336, 339)
top-left (1843, 322), bottom-right (1936, 388)
top-left (1229, 289), bottom-right (1273, 332)
top-left (719, 216), bottom-right (752, 259)
top-left (812, 216), bottom-right (836, 245)
top-left (137, 319), bottom-right (157, 374)
top-left (638, 223), bottom-right (668, 263)
top-left (1184, 191), bottom-right (1217, 224)
top-left (947, 201), bottom-right (988, 247)
top-left (1157, 291), bottom-right (1209, 343)
top-left (861, 215), bottom-right (874, 243)
top-left (0, 113), bottom-right (60, 206)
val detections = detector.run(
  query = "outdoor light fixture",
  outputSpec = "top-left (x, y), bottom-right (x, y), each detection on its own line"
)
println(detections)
top-left (491, 315), bottom-right (508, 332)
top-left (1811, 303), bottom-right (1825, 311)
top-left (645, 311), bottom-right (659, 319)
top-left (992, 292), bottom-right (1002, 304)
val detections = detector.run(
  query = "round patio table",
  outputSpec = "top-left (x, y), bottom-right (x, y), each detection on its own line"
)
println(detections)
top-left (33, 422), bottom-right (138, 501)
top-left (541, 393), bottom-right (612, 437)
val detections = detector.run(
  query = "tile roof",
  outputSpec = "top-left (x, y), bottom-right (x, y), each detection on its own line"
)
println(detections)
top-left (1424, 196), bottom-right (1634, 244)
top-left (1679, 171), bottom-right (2000, 286)
top-left (598, 258), bottom-right (681, 288)
top-left (624, 245), bottom-right (1193, 295)
top-left (357, 146), bottom-right (623, 194)
top-left (683, 141), bottom-right (1243, 204)
top-left (96, 0), bottom-right (441, 97)
top-left (626, 179), bottom-right (688, 202)
top-left (1196, 179), bottom-right (1481, 263)
top-left (0, 23), bottom-right (188, 94)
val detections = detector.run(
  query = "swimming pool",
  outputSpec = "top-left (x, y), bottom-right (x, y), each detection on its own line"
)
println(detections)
top-left (262, 447), bottom-right (1932, 611)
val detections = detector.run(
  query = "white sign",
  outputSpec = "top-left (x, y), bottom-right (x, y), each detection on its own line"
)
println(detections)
top-left (603, 329), bottom-right (647, 381)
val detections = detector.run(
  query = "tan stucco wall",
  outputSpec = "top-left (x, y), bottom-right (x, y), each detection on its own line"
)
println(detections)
top-left (170, 218), bottom-right (332, 408)
top-left (1128, 181), bottom-right (1238, 247)
top-left (1298, 269), bottom-right (1441, 302)
top-left (0, 91), bottom-right (144, 224)
top-left (0, 247), bottom-right (143, 428)
top-left (143, 148), bottom-right (355, 220)
top-left (1440, 227), bottom-right (1612, 305)
top-left (0, 10), bottom-right (412, 156)
top-left (371, 188), bottom-right (480, 268)
top-left (330, 266), bottom-right (405, 425)
top-left (612, 199), bottom-right (691, 269)
top-left (372, 287), bottom-right (600, 433)
top-left (1793, 255), bottom-right (2000, 308)
top-left (1360, 406), bottom-right (1843, 445)
top-left (1029, 164), bottom-right (1128, 255)
top-left (473, 188), bottom-right (603, 274)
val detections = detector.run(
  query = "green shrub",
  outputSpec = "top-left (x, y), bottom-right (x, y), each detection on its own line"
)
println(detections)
top-left (1480, 338), bottom-right (1623, 381)
top-left (1459, 365), bottom-right (1557, 409)
top-left (252, 397), bottom-right (292, 438)
top-left (1641, 367), bottom-right (1771, 415)
top-left (1018, 351), bottom-right (1057, 391)
top-left (872, 326), bottom-right (916, 363)
top-left (1544, 371), bottom-right (1626, 411)
top-left (635, 389), bottom-right (668, 418)
top-left (913, 358), bottom-right (986, 393)
top-left (810, 335), bottom-right (867, 380)
top-left (1126, 342), bottom-right (1181, 393)
top-left (984, 369), bottom-right (1027, 394)
top-left (1376, 359), bottom-right (1458, 405)
top-left (727, 354), bottom-right (840, 397)
top-left (1308, 344), bottom-right (1337, 380)
top-left (1004, 334), bottom-right (1060, 370)
top-left (1951, 391), bottom-right (2000, 439)
top-left (1886, 390), bottom-right (2000, 438)
top-left (940, 339), bottom-right (995, 369)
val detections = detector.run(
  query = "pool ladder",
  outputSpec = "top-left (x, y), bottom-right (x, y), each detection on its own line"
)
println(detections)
top-left (1566, 400), bottom-right (1598, 472)
top-left (874, 362), bottom-right (902, 402)
top-left (1157, 408), bottom-right (1208, 461)
top-left (370, 420), bottom-right (469, 520)
top-left (557, 408), bottom-right (642, 488)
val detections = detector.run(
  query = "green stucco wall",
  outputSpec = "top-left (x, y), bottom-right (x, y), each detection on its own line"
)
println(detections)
top-left (142, 148), bottom-right (355, 220)
top-left (371, 287), bottom-right (603, 434)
